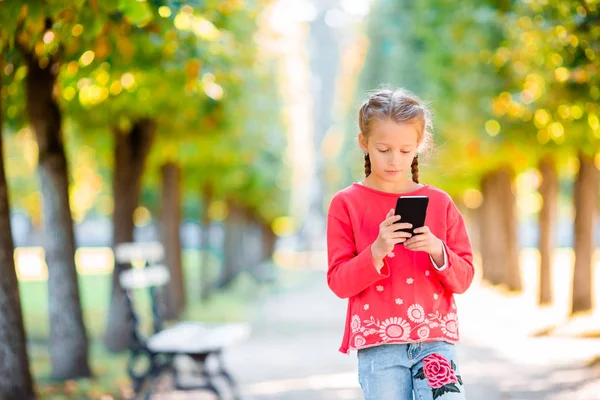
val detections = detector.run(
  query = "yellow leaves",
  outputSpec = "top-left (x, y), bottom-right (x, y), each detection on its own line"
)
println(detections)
top-left (133, 207), bottom-right (151, 227)
top-left (558, 104), bottom-right (571, 120)
top-left (174, 11), bottom-right (221, 41)
top-left (272, 216), bottom-right (296, 237)
top-left (550, 53), bottom-right (563, 67)
top-left (494, 47), bottom-right (511, 68)
top-left (589, 113), bottom-right (599, 130)
top-left (485, 120), bottom-right (501, 136)
top-left (585, 48), bottom-right (595, 61)
top-left (549, 122), bottom-right (564, 141)
top-left (110, 81), bottom-right (122, 95)
top-left (78, 85), bottom-right (109, 108)
top-left (158, 6), bottom-right (172, 18)
top-left (72, 24), bottom-right (84, 37)
top-left (534, 109), bottom-right (551, 128)
top-left (120, 73), bottom-right (135, 91)
top-left (554, 67), bottom-right (569, 82)
top-left (208, 201), bottom-right (228, 221)
top-left (63, 87), bottom-right (76, 101)
top-left (492, 92), bottom-right (512, 117)
top-left (462, 189), bottom-right (482, 209)
top-left (79, 50), bottom-right (95, 67)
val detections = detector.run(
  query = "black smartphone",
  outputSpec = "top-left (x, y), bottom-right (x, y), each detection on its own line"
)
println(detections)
top-left (394, 196), bottom-right (429, 236)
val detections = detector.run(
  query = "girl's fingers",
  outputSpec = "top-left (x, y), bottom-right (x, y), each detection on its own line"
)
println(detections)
top-left (413, 226), bottom-right (430, 234)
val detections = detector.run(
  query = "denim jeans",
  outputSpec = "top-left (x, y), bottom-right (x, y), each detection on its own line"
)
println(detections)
top-left (357, 341), bottom-right (466, 400)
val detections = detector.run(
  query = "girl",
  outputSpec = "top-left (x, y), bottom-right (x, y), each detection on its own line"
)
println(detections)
top-left (326, 88), bottom-right (474, 400)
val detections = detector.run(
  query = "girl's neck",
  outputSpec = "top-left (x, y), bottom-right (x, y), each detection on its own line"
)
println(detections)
top-left (360, 175), bottom-right (422, 194)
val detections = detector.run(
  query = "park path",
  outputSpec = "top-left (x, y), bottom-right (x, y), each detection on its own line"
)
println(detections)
top-left (160, 265), bottom-right (600, 400)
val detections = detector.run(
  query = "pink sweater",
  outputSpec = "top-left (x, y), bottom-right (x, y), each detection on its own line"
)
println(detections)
top-left (326, 183), bottom-right (474, 354)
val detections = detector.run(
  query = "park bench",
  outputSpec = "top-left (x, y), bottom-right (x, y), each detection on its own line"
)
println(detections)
top-left (115, 242), bottom-right (251, 399)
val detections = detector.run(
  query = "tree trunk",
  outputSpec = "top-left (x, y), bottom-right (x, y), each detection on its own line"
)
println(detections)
top-left (23, 51), bottom-right (91, 379)
top-left (0, 55), bottom-right (36, 400)
top-left (160, 162), bottom-right (184, 319)
top-left (261, 222), bottom-right (277, 263)
top-left (498, 167), bottom-right (521, 292)
top-left (479, 168), bottom-right (521, 291)
top-left (218, 202), bottom-right (246, 288)
top-left (479, 172), bottom-right (505, 285)
top-left (200, 184), bottom-right (213, 301)
top-left (538, 154), bottom-right (558, 305)
top-left (104, 120), bottom-right (155, 352)
top-left (571, 151), bottom-right (598, 314)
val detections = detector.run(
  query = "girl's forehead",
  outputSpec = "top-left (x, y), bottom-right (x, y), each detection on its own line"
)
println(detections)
top-left (370, 119), bottom-right (419, 145)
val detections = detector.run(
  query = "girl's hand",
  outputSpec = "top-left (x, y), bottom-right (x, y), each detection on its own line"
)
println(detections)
top-left (371, 209), bottom-right (413, 264)
top-left (404, 226), bottom-right (444, 259)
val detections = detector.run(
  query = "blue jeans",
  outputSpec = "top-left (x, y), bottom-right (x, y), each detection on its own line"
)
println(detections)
top-left (357, 342), bottom-right (466, 400)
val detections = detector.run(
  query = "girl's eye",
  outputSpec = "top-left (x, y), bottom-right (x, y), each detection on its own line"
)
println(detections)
top-left (378, 149), bottom-right (389, 153)
top-left (401, 151), bottom-right (411, 154)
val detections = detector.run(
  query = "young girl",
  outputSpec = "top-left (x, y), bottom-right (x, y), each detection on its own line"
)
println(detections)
top-left (326, 88), bottom-right (474, 400)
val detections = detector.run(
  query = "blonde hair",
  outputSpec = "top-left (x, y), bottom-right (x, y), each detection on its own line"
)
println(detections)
top-left (358, 88), bottom-right (434, 182)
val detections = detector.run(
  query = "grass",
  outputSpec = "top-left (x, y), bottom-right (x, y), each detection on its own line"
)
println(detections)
top-left (20, 249), bottom-right (272, 399)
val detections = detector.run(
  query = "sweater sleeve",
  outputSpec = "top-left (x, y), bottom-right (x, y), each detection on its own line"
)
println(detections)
top-left (434, 201), bottom-right (475, 294)
top-left (326, 203), bottom-right (390, 299)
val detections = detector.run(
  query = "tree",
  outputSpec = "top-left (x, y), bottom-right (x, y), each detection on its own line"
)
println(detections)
top-left (1, 1), bottom-right (93, 379)
top-left (495, 0), bottom-right (600, 312)
top-left (0, 53), bottom-right (36, 400)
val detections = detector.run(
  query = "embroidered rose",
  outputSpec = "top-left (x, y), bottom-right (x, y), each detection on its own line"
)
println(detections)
top-left (376, 285), bottom-right (384, 292)
top-left (364, 304), bottom-right (370, 311)
top-left (422, 354), bottom-right (458, 388)
top-left (406, 278), bottom-right (414, 284)
top-left (395, 298), bottom-right (403, 305)
top-left (415, 354), bottom-right (463, 399)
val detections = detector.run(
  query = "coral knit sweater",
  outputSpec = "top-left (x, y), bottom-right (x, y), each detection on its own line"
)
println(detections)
top-left (326, 183), bottom-right (474, 354)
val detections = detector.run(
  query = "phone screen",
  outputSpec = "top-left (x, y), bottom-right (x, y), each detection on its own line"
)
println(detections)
top-left (394, 196), bottom-right (429, 236)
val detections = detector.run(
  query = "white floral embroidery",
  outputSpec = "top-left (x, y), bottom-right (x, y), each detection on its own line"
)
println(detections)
top-left (406, 278), bottom-right (414, 284)
top-left (425, 270), bottom-right (430, 276)
top-left (378, 317), bottom-right (411, 341)
top-left (407, 304), bottom-right (425, 323)
top-left (354, 335), bottom-right (366, 347)
top-left (376, 285), bottom-right (384, 292)
top-left (364, 304), bottom-right (370, 311)
top-left (395, 298), bottom-right (403, 305)
top-left (433, 294), bottom-right (439, 300)
top-left (417, 326), bottom-right (430, 339)
top-left (441, 313), bottom-right (459, 339)
top-left (351, 315), bottom-right (361, 332)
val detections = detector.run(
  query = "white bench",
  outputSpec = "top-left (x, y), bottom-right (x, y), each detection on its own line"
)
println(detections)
top-left (116, 243), bottom-right (250, 399)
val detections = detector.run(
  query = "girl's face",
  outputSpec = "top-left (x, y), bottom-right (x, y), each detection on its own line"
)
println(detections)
top-left (359, 119), bottom-right (420, 183)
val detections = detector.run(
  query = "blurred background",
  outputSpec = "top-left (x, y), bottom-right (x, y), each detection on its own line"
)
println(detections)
top-left (0, 0), bottom-right (599, 399)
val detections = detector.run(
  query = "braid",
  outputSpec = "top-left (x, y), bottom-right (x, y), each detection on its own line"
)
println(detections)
top-left (364, 153), bottom-right (371, 177)
top-left (411, 154), bottom-right (419, 183)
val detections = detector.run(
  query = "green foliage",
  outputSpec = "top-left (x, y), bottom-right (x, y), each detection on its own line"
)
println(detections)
top-left (492, 0), bottom-right (600, 159)
top-left (1, 1), bottom-right (289, 225)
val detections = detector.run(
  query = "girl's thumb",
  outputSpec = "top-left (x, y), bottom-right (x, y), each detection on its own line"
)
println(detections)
top-left (387, 208), bottom-right (395, 218)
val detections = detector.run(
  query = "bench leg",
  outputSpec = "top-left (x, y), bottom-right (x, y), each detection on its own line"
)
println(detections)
top-left (215, 353), bottom-right (240, 400)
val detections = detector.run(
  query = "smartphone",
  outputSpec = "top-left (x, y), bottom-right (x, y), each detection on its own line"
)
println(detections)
top-left (394, 196), bottom-right (429, 236)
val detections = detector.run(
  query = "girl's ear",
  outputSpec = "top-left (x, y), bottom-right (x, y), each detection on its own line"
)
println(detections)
top-left (358, 133), bottom-right (368, 153)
